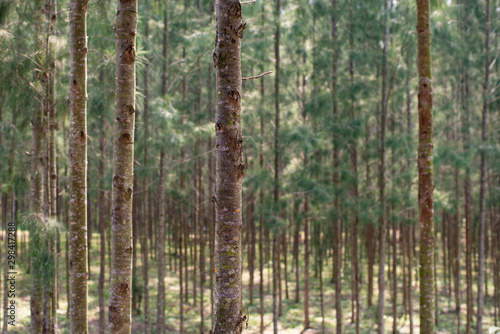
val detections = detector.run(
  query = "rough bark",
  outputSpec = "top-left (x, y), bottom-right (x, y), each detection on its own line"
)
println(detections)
top-left (69, 0), bottom-right (89, 332)
top-left (416, 0), bottom-right (436, 332)
top-left (109, 0), bottom-right (137, 331)
top-left (211, 0), bottom-right (245, 330)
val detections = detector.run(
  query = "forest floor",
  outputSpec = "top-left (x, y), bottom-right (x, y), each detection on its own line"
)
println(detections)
top-left (2, 232), bottom-right (498, 333)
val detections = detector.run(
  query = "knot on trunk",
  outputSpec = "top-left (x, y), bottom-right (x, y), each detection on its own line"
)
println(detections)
top-left (235, 23), bottom-right (246, 38)
top-left (226, 90), bottom-right (240, 104)
top-left (228, 1), bottom-right (242, 17)
top-left (124, 187), bottom-right (132, 201)
top-left (122, 105), bottom-right (135, 115)
top-left (122, 45), bottom-right (136, 64)
top-left (236, 162), bottom-right (247, 178)
top-left (112, 175), bottom-right (126, 189)
top-left (119, 133), bottom-right (133, 144)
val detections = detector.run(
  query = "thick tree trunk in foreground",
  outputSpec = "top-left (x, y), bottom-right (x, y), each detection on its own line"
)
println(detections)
top-left (416, 0), bottom-right (435, 332)
top-left (212, 0), bottom-right (245, 331)
top-left (109, 0), bottom-right (137, 331)
top-left (69, 0), bottom-right (89, 332)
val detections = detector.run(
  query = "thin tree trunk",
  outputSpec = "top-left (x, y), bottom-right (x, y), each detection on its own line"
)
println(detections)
top-left (199, 151), bottom-right (205, 334)
top-left (141, 8), bottom-right (150, 329)
top-left (162, 0), bottom-right (169, 96)
top-left (349, 2), bottom-right (359, 330)
top-left (157, 151), bottom-right (166, 334)
top-left (304, 163), bottom-right (310, 331)
top-left (179, 202), bottom-right (184, 334)
top-left (30, 2), bottom-right (45, 329)
top-left (98, 136), bottom-right (107, 334)
top-left (259, 74), bottom-right (265, 334)
top-left (109, 0), bottom-right (137, 331)
top-left (273, 0), bottom-right (281, 329)
top-left (416, 0), bottom-right (436, 331)
top-left (331, 0), bottom-right (342, 331)
top-left (212, 0), bottom-right (245, 330)
top-left (477, 1), bottom-right (490, 332)
top-left (377, 1), bottom-right (389, 333)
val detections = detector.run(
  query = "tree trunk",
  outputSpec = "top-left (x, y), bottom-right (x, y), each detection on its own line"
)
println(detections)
top-left (477, 0), bottom-right (490, 332)
top-left (179, 202), bottom-right (184, 334)
top-left (349, 2), bottom-right (359, 331)
top-left (331, 0), bottom-right (342, 332)
top-left (109, 0), bottom-right (137, 331)
top-left (162, 0), bottom-right (169, 96)
top-left (68, 0), bottom-right (89, 331)
top-left (259, 74), bottom-right (265, 334)
top-left (157, 151), bottom-right (166, 334)
top-left (273, 0), bottom-right (281, 328)
top-left (211, 0), bottom-right (245, 331)
top-left (377, 1), bottom-right (389, 333)
top-left (30, 2), bottom-right (45, 332)
top-left (416, 0), bottom-right (436, 331)
top-left (98, 135), bottom-right (107, 334)
top-left (199, 152), bottom-right (205, 334)
top-left (141, 8), bottom-right (150, 329)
